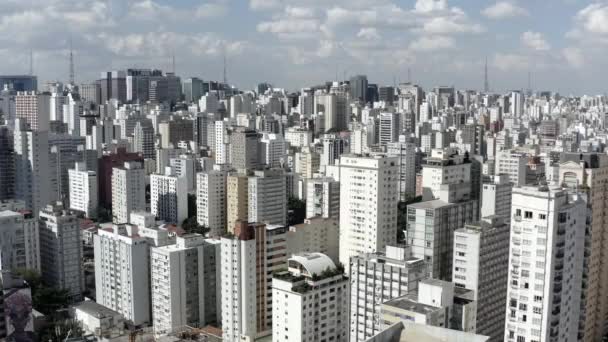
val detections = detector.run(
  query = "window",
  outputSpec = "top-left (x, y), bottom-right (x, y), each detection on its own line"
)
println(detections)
top-left (517, 336), bottom-right (526, 342)
top-left (539, 214), bottom-right (546, 220)
top-left (524, 211), bottom-right (533, 219)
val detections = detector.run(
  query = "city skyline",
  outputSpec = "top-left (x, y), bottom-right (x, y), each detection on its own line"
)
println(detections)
top-left (1, 0), bottom-right (607, 94)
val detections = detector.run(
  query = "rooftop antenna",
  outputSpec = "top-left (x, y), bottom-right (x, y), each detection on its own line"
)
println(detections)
top-left (172, 53), bottom-right (176, 74)
top-left (69, 37), bottom-right (75, 84)
top-left (527, 70), bottom-right (532, 95)
top-left (407, 67), bottom-right (411, 83)
top-left (222, 46), bottom-right (227, 85)
top-left (484, 56), bottom-right (489, 93)
top-left (29, 50), bottom-right (33, 76)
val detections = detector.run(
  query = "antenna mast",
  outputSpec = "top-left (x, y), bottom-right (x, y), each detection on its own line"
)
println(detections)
top-left (29, 50), bottom-right (33, 76)
top-left (69, 38), bottom-right (75, 84)
top-left (484, 56), bottom-right (489, 93)
top-left (223, 47), bottom-right (227, 85)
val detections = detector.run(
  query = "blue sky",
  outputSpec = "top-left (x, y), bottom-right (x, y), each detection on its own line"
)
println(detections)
top-left (0, 0), bottom-right (606, 95)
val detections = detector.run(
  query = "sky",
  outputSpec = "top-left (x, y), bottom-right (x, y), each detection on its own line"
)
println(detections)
top-left (1, 0), bottom-right (607, 95)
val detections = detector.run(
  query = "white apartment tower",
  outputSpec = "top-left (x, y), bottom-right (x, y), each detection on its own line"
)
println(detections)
top-left (338, 154), bottom-right (399, 272)
top-left (379, 112), bottom-right (400, 146)
top-left (151, 168), bottom-right (188, 225)
top-left (112, 161), bottom-right (146, 224)
top-left (421, 148), bottom-right (471, 201)
top-left (95, 224), bottom-right (156, 326)
top-left (196, 167), bottom-right (227, 236)
top-left (495, 151), bottom-right (528, 187)
top-left (505, 186), bottom-right (586, 342)
top-left (349, 246), bottom-right (426, 342)
top-left (272, 253), bottom-right (349, 342)
top-left (248, 169), bottom-right (287, 226)
top-left (68, 162), bottom-right (98, 219)
top-left (481, 174), bottom-right (513, 224)
top-left (260, 132), bottom-right (287, 168)
top-left (151, 235), bottom-right (221, 335)
top-left (305, 177), bottom-right (340, 219)
top-left (0, 210), bottom-right (39, 272)
top-left (39, 203), bottom-right (83, 302)
top-left (453, 216), bottom-right (510, 342)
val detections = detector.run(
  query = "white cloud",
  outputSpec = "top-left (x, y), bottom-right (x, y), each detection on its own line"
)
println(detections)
top-left (562, 47), bottom-right (584, 68)
top-left (257, 18), bottom-right (321, 39)
top-left (578, 3), bottom-right (608, 34)
top-left (521, 31), bottom-right (550, 51)
top-left (414, 0), bottom-right (448, 13)
top-left (493, 53), bottom-right (529, 71)
top-left (196, 3), bottom-right (228, 18)
top-left (422, 16), bottom-right (484, 34)
top-left (409, 35), bottom-right (454, 51)
top-left (481, 1), bottom-right (529, 19)
top-left (357, 28), bottom-right (380, 40)
top-left (249, 0), bottom-right (281, 11)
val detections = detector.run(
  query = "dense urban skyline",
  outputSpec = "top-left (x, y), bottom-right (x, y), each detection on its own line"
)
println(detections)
top-left (1, 0), bottom-right (608, 94)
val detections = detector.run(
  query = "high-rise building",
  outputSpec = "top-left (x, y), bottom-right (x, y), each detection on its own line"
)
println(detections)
top-left (151, 234), bottom-right (221, 335)
top-left (94, 224), bottom-right (163, 326)
top-left (15, 91), bottom-right (50, 132)
top-left (132, 120), bottom-right (156, 159)
top-left (0, 209), bottom-right (39, 272)
top-left (0, 75), bottom-right (37, 92)
top-left (111, 161), bottom-right (146, 224)
top-left (158, 117), bottom-right (194, 149)
top-left (286, 218), bottom-right (340, 263)
top-left (0, 126), bottom-right (15, 200)
top-left (387, 136), bottom-right (417, 201)
top-left (453, 216), bottom-right (510, 342)
top-left (39, 203), bottom-right (83, 302)
top-left (379, 112), bottom-right (400, 146)
top-left (98, 148), bottom-right (144, 208)
top-left (79, 83), bottom-right (100, 104)
top-left (421, 148), bottom-right (471, 201)
top-left (349, 75), bottom-right (368, 103)
top-left (248, 169), bottom-right (287, 226)
top-left (68, 162), bottom-right (98, 219)
top-left (406, 197), bottom-right (478, 280)
top-left (272, 253), bottom-right (349, 342)
top-left (505, 186), bottom-right (586, 342)
top-left (197, 167), bottom-right (227, 236)
top-left (559, 153), bottom-right (608, 342)
top-left (349, 246), bottom-right (426, 342)
top-left (221, 221), bottom-right (288, 340)
top-left (305, 177), bottom-right (340, 219)
top-left (214, 120), bottom-right (228, 164)
top-left (183, 77), bottom-right (204, 103)
top-left (321, 134), bottom-right (348, 168)
top-left (510, 91), bottom-right (523, 117)
top-left (495, 151), bottom-right (528, 187)
top-left (226, 173), bottom-right (249, 234)
top-left (230, 127), bottom-right (260, 171)
top-left (150, 168), bottom-right (188, 225)
top-left (378, 86), bottom-right (395, 104)
top-left (98, 71), bottom-right (127, 103)
top-left (480, 174), bottom-right (512, 223)
top-left (338, 154), bottom-right (399, 272)
top-left (259, 132), bottom-right (286, 168)
top-left (13, 119), bottom-right (50, 215)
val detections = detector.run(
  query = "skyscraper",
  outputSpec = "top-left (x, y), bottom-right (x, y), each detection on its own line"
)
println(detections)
top-left (111, 161), bottom-right (146, 224)
top-left (248, 169), bottom-right (287, 226)
top-left (197, 167), bottom-right (227, 236)
top-left (349, 75), bottom-right (368, 103)
top-left (68, 162), bottom-right (98, 219)
top-left (338, 154), bottom-right (399, 272)
top-left (0, 126), bottom-right (15, 200)
top-left (15, 91), bottom-right (50, 131)
top-left (150, 168), bottom-right (188, 225)
top-left (505, 186), bottom-right (586, 342)
top-left (39, 203), bottom-right (83, 302)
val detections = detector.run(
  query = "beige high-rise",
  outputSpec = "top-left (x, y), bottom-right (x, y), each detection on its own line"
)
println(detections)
top-left (227, 173), bottom-right (248, 233)
top-left (559, 153), bottom-right (608, 342)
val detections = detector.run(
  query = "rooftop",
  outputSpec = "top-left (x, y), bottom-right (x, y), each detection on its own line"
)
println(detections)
top-left (74, 300), bottom-right (122, 318)
top-left (383, 295), bottom-right (441, 315)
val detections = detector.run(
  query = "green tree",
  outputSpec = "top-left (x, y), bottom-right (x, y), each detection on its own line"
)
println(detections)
top-left (288, 196), bottom-right (306, 225)
top-left (182, 217), bottom-right (210, 235)
top-left (15, 269), bottom-right (71, 315)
